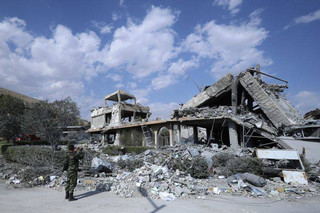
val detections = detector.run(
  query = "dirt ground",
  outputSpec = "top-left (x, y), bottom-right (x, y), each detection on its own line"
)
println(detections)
top-left (0, 183), bottom-right (320, 213)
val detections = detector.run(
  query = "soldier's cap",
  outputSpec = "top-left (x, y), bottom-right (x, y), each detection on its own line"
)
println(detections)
top-left (68, 144), bottom-right (75, 151)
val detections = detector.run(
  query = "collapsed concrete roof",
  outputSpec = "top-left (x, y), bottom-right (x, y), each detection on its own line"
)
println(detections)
top-left (180, 69), bottom-right (304, 130)
top-left (238, 71), bottom-right (303, 128)
top-left (105, 90), bottom-right (136, 103)
top-left (181, 73), bottom-right (233, 109)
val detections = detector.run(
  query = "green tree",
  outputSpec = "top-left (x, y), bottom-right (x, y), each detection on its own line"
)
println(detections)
top-left (22, 97), bottom-right (80, 150)
top-left (0, 95), bottom-right (25, 143)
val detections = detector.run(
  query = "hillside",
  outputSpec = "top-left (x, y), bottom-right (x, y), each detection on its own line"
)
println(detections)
top-left (0, 87), bottom-right (39, 104)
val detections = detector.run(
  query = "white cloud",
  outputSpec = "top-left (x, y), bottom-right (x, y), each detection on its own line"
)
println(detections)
top-left (0, 6), bottom-right (181, 118)
top-left (119, 0), bottom-right (124, 6)
top-left (131, 88), bottom-right (151, 104)
top-left (182, 9), bottom-right (272, 78)
top-left (284, 9), bottom-right (320, 29)
top-left (112, 12), bottom-right (121, 21)
top-left (148, 102), bottom-right (179, 119)
top-left (0, 17), bottom-right (33, 49)
top-left (151, 58), bottom-right (199, 90)
top-left (0, 17), bottom-right (103, 117)
top-left (115, 83), bottom-right (124, 88)
top-left (0, 6), bottom-right (274, 119)
top-left (92, 21), bottom-right (113, 34)
top-left (151, 74), bottom-right (177, 90)
top-left (213, 0), bottom-right (243, 15)
top-left (103, 6), bottom-right (179, 78)
top-left (168, 58), bottom-right (199, 75)
top-left (293, 91), bottom-right (320, 115)
top-left (128, 82), bottom-right (137, 89)
top-left (106, 73), bottom-right (122, 82)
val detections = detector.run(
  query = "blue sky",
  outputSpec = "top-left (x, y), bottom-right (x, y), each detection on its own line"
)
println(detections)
top-left (0, 0), bottom-right (319, 120)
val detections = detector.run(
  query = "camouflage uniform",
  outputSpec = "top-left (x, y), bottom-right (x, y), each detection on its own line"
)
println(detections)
top-left (65, 150), bottom-right (84, 193)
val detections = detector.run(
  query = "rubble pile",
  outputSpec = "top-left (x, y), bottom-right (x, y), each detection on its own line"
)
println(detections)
top-left (173, 106), bottom-right (231, 119)
top-left (304, 108), bottom-right (320, 120)
top-left (2, 145), bottom-right (318, 201)
top-left (0, 155), bottom-right (63, 188)
top-left (101, 145), bottom-right (320, 200)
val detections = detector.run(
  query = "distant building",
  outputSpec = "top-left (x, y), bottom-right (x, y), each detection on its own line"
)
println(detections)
top-left (88, 90), bottom-right (151, 145)
top-left (61, 126), bottom-right (90, 143)
top-left (90, 90), bottom-right (151, 129)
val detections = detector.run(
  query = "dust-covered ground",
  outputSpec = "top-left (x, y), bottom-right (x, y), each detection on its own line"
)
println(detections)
top-left (1, 183), bottom-right (320, 213)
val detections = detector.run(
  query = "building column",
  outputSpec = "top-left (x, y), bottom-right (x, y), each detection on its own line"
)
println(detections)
top-left (206, 128), bottom-right (211, 141)
top-left (228, 121), bottom-right (239, 149)
top-left (101, 133), bottom-right (105, 145)
top-left (114, 130), bottom-right (121, 145)
top-left (193, 126), bottom-right (198, 144)
top-left (169, 125), bottom-right (174, 146)
top-left (90, 133), bottom-right (93, 143)
top-left (231, 77), bottom-right (239, 115)
top-left (177, 124), bottom-right (182, 145)
top-left (154, 129), bottom-right (158, 148)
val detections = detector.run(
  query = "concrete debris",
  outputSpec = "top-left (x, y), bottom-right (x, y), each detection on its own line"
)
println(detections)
top-left (187, 147), bottom-right (200, 157)
top-left (1, 145), bottom-right (320, 200)
top-left (279, 137), bottom-right (320, 164)
top-left (159, 192), bottom-right (176, 201)
top-left (304, 108), bottom-right (320, 120)
top-left (91, 157), bottom-right (111, 170)
top-left (256, 149), bottom-right (305, 170)
top-left (227, 173), bottom-right (266, 187)
top-left (282, 170), bottom-right (308, 185)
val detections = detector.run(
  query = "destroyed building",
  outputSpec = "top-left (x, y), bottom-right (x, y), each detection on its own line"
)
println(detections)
top-left (3, 67), bottom-right (320, 201)
top-left (173, 66), bottom-right (304, 148)
top-left (87, 66), bottom-right (320, 163)
top-left (172, 65), bottom-right (320, 163)
top-left (88, 90), bottom-right (151, 145)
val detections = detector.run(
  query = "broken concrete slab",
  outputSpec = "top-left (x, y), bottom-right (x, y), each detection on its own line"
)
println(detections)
top-left (280, 137), bottom-right (320, 164)
top-left (256, 149), bottom-right (305, 170)
top-left (187, 147), bottom-right (200, 157)
top-left (239, 72), bottom-right (303, 128)
top-left (282, 170), bottom-right (308, 185)
top-left (181, 73), bottom-right (233, 109)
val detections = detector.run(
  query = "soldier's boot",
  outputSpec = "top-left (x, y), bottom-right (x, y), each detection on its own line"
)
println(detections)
top-left (68, 192), bottom-right (77, 201)
top-left (65, 191), bottom-right (69, 199)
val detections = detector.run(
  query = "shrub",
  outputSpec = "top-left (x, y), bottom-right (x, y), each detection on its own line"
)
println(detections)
top-left (0, 144), bottom-right (12, 155)
top-left (184, 156), bottom-right (209, 179)
top-left (167, 156), bottom-right (209, 179)
top-left (119, 129), bottom-right (143, 146)
top-left (167, 156), bottom-right (188, 172)
top-left (117, 158), bottom-right (144, 172)
top-left (102, 145), bottom-right (121, 156)
top-left (211, 153), bottom-right (263, 176)
top-left (224, 157), bottom-right (263, 176)
top-left (3, 146), bottom-right (66, 169)
top-left (125, 146), bottom-right (150, 154)
top-left (211, 153), bottom-right (236, 167)
top-left (15, 140), bottom-right (49, 146)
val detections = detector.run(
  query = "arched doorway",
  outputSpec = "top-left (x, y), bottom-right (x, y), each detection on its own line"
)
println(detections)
top-left (158, 127), bottom-right (170, 147)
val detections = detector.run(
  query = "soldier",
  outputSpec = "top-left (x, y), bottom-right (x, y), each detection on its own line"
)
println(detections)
top-left (65, 144), bottom-right (84, 201)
